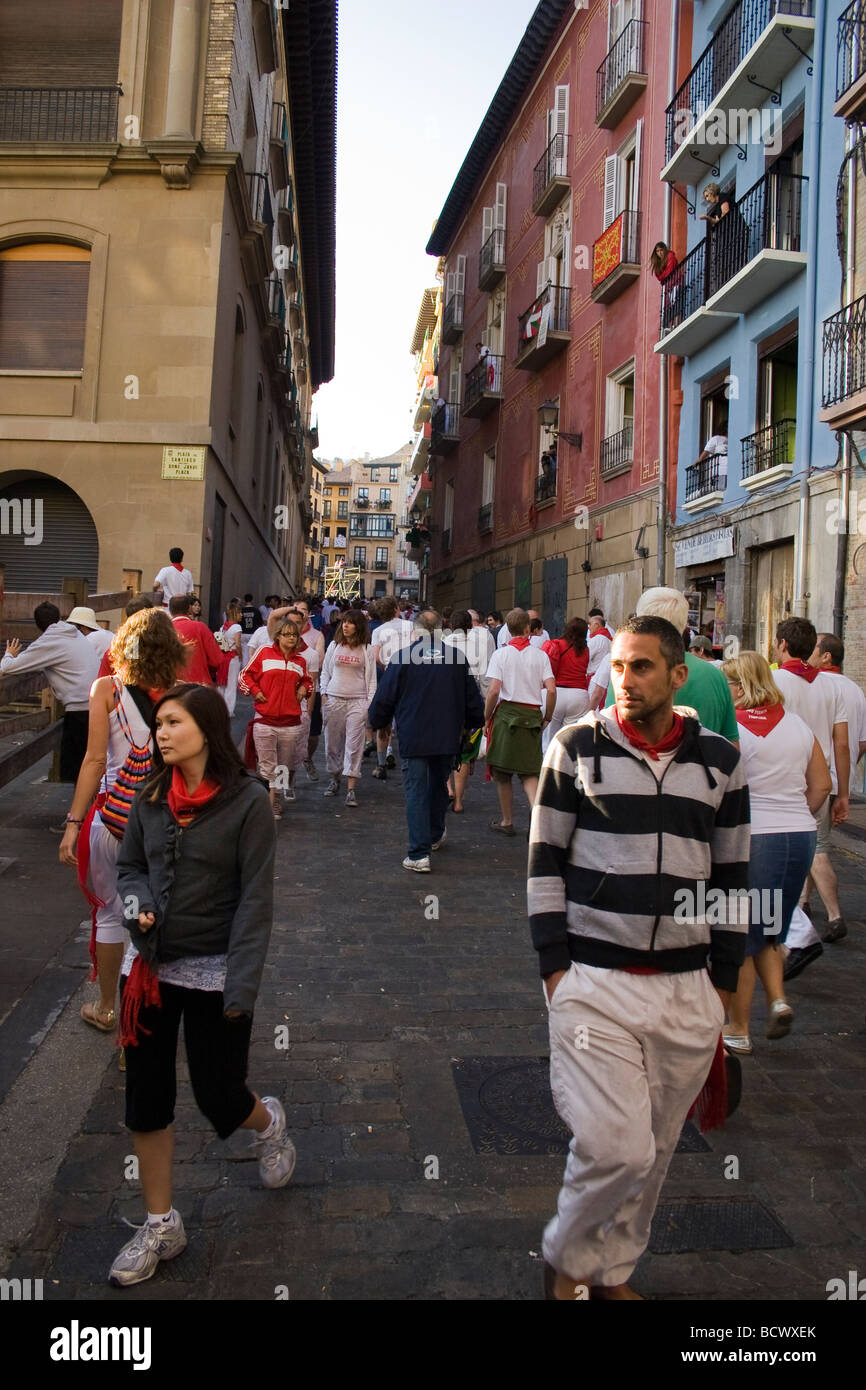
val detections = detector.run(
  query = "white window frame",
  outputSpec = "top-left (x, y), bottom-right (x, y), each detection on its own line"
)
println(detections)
top-left (482, 447), bottom-right (496, 507)
top-left (538, 398), bottom-right (559, 474)
top-left (605, 358), bottom-right (636, 438)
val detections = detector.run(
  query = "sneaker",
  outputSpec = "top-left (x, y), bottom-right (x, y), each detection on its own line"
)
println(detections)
top-left (345, 789), bottom-right (358, 807)
top-left (324, 778), bottom-right (340, 796)
top-left (372, 766), bottom-right (387, 781)
top-left (766, 999), bottom-right (794, 1040)
top-left (254, 1097), bottom-right (297, 1189)
top-left (403, 855), bottom-right (431, 873)
top-left (304, 759), bottom-right (319, 782)
top-left (431, 830), bottom-right (447, 851)
top-left (284, 785), bottom-right (296, 802)
top-left (362, 740), bottom-right (376, 758)
top-left (108, 1213), bottom-right (187, 1287)
top-left (822, 917), bottom-right (847, 943)
top-left (386, 752), bottom-right (396, 769)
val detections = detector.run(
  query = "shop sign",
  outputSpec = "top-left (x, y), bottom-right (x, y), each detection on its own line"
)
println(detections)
top-left (162, 446), bottom-right (206, 480)
top-left (674, 526), bottom-right (734, 568)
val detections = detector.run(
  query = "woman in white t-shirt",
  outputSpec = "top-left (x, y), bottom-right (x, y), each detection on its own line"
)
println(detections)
top-left (215, 600), bottom-right (243, 718)
top-left (320, 610), bottom-right (377, 807)
top-left (720, 652), bottom-right (831, 1055)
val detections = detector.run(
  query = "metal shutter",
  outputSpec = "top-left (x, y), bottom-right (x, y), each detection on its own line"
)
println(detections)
top-left (0, 0), bottom-right (122, 85)
top-left (0, 477), bottom-right (98, 591)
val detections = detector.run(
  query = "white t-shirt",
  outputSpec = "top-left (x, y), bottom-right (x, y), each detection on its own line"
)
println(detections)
top-left (589, 652), bottom-right (611, 701)
top-left (486, 643), bottom-right (554, 704)
top-left (772, 668), bottom-right (839, 767)
top-left (87, 627), bottom-right (114, 659)
top-left (736, 708), bottom-right (817, 834)
top-left (154, 565), bottom-right (194, 606)
top-left (373, 618), bottom-right (415, 665)
top-left (245, 625), bottom-right (272, 663)
top-left (587, 631), bottom-right (612, 676)
top-left (820, 671), bottom-right (866, 793)
top-left (444, 630), bottom-right (489, 690)
top-left (497, 624), bottom-right (549, 648)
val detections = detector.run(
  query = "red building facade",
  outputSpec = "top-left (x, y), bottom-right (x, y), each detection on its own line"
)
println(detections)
top-left (426, 0), bottom-right (686, 632)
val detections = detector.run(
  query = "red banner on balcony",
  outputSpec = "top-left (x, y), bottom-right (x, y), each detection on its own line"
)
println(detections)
top-left (592, 213), bottom-right (623, 288)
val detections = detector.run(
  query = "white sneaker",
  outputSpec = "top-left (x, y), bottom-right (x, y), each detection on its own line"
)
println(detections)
top-left (345, 789), bottom-right (358, 807)
top-left (284, 785), bottom-right (296, 802)
top-left (431, 829), bottom-right (447, 850)
top-left (108, 1213), bottom-right (187, 1287)
top-left (324, 778), bottom-right (339, 796)
top-left (304, 759), bottom-right (319, 782)
top-left (254, 1097), bottom-right (297, 1189)
top-left (403, 855), bottom-right (431, 873)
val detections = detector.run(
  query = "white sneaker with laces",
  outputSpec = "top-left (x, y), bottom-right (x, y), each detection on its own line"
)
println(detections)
top-left (254, 1097), bottom-right (297, 1189)
top-left (284, 786), bottom-right (296, 802)
top-left (324, 778), bottom-right (340, 796)
top-left (403, 855), bottom-right (431, 873)
top-left (304, 759), bottom-right (319, 782)
top-left (108, 1213), bottom-right (187, 1287)
top-left (345, 789), bottom-right (357, 807)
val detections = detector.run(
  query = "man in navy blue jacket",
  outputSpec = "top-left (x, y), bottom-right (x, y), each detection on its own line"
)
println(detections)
top-left (368, 609), bottom-right (485, 872)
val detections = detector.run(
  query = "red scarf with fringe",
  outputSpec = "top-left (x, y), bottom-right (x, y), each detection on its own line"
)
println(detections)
top-left (119, 770), bottom-right (221, 1047)
top-left (615, 709), bottom-right (685, 761)
top-left (780, 658), bottom-right (819, 683)
top-left (509, 636), bottom-right (531, 651)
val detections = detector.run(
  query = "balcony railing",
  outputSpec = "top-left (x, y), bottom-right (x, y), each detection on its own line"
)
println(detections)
top-left (591, 210), bottom-right (642, 302)
top-left (247, 170), bottom-right (269, 223)
top-left (741, 418), bottom-right (796, 479)
top-left (838, 1), bottom-right (866, 101)
top-left (375, 498), bottom-right (392, 509)
top-left (442, 528), bottom-right (452, 554)
top-left (479, 227), bottom-right (506, 290)
top-left (665, 1), bottom-right (815, 164)
top-left (356, 496), bottom-right (370, 507)
top-left (350, 519), bottom-right (395, 539)
top-left (533, 132), bottom-right (569, 215)
top-left (822, 294), bottom-right (866, 408)
top-left (600, 421), bottom-right (634, 477)
top-left (518, 283), bottom-right (571, 344)
top-left (267, 274), bottom-right (286, 326)
top-left (374, 560), bottom-right (389, 571)
top-left (431, 401), bottom-right (460, 451)
top-left (465, 354), bottom-right (504, 412)
top-left (0, 85), bottom-right (121, 141)
top-left (707, 171), bottom-right (806, 298)
top-left (270, 100), bottom-right (287, 145)
top-left (443, 293), bottom-right (464, 342)
top-left (478, 503), bottom-right (493, 533)
top-left (596, 20), bottom-right (648, 125)
top-left (535, 461), bottom-right (558, 504)
top-left (685, 455), bottom-right (725, 502)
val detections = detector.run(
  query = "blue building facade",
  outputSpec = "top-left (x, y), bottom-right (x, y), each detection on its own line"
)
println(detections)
top-left (657, 0), bottom-right (846, 656)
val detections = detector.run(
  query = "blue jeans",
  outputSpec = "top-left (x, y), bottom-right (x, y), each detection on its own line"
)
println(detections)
top-left (401, 754), bottom-right (453, 859)
top-left (746, 830), bottom-right (816, 956)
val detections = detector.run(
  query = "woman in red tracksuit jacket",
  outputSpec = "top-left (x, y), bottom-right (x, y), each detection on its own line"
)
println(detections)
top-left (238, 618), bottom-right (313, 819)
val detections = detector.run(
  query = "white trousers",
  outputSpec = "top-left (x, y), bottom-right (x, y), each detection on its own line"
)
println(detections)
top-left (252, 722), bottom-right (306, 787)
top-left (543, 687), bottom-right (590, 752)
top-left (323, 696), bottom-right (367, 778)
top-left (89, 812), bottom-right (128, 946)
top-left (220, 657), bottom-right (240, 718)
top-left (786, 904), bottom-right (820, 949)
top-left (544, 963), bottom-right (723, 1286)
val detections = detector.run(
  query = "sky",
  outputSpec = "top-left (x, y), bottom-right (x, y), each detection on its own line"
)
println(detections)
top-left (312, 0), bottom-right (540, 463)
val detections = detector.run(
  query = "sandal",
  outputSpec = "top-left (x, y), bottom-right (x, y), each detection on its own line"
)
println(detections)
top-left (722, 1032), bottom-right (752, 1056)
top-left (81, 1002), bottom-right (116, 1033)
top-left (489, 819), bottom-right (516, 837)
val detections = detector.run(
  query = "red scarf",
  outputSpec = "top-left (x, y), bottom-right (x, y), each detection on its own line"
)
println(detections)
top-left (509, 636), bottom-right (531, 651)
top-left (825, 665), bottom-right (842, 674)
top-left (119, 770), bottom-right (221, 1048)
top-left (171, 561), bottom-right (184, 572)
top-left (599, 626), bottom-right (613, 641)
top-left (780, 658), bottom-right (819, 684)
top-left (736, 704), bottom-right (785, 737)
top-left (615, 708), bottom-right (685, 761)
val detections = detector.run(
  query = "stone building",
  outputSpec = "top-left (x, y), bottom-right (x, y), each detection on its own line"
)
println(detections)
top-left (0, 0), bottom-right (336, 624)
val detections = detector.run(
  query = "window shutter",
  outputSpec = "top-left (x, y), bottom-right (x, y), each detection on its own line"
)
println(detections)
top-left (562, 226), bottom-right (572, 286)
top-left (536, 260), bottom-right (546, 296)
top-left (554, 84), bottom-right (569, 137)
top-left (0, 249), bottom-right (91, 370)
top-left (482, 206), bottom-right (493, 242)
top-left (495, 182), bottom-right (507, 229)
top-left (603, 155), bottom-right (620, 230)
top-left (632, 119), bottom-right (643, 212)
top-left (456, 255), bottom-right (466, 294)
top-left (608, 0), bottom-right (619, 48)
top-left (446, 270), bottom-right (455, 299)
top-left (450, 362), bottom-right (461, 406)
top-left (546, 255), bottom-right (559, 288)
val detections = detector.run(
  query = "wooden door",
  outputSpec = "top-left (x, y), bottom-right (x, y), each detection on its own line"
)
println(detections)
top-left (753, 542), bottom-right (794, 660)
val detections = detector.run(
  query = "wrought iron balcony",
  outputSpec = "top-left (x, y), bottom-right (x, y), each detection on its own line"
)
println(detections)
top-left (821, 295), bottom-right (866, 431)
top-left (535, 460), bottom-right (558, 505)
top-left (591, 210), bottom-right (642, 304)
top-left (441, 528), bottom-right (452, 555)
top-left (464, 354), bottom-right (504, 418)
top-left (478, 503), bottom-right (493, 534)
top-left (267, 274), bottom-right (286, 327)
top-left (277, 184), bottom-right (295, 245)
top-left (0, 85), bottom-right (121, 142)
top-left (684, 455), bottom-right (725, 505)
top-left (600, 422), bottom-right (634, 478)
top-left (741, 418), bottom-right (796, 485)
top-left (356, 496), bottom-right (370, 507)
top-left (375, 498), bottom-right (392, 509)
top-left (596, 20), bottom-right (648, 129)
top-left (430, 401), bottom-right (460, 453)
top-left (442, 293), bottom-right (464, 344)
top-left (350, 517), bottom-right (395, 539)
top-left (374, 560), bottom-right (389, 571)
top-left (837, 1), bottom-right (866, 117)
top-left (706, 171), bottom-right (806, 308)
top-left (479, 227), bottom-right (506, 291)
top-left (516, 284), bottom-right (571, 370)
top-left (663, 1), bottom-right (816, 181)
top-left (533, 132), bottom-right (569, 216)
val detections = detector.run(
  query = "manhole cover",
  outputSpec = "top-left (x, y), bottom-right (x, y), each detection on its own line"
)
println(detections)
top-left (452, 1057), bottom-right (709, 1156)
top-left (650, 1199), bottom-right (793, 1254)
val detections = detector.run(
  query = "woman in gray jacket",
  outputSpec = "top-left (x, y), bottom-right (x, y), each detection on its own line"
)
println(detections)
top-left (108, 683), bottom-right (293, 1288)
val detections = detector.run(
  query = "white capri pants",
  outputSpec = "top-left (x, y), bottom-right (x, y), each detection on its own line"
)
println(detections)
top-left (252, 721), bottom-right (307, 788)
top-left (220, 657), bottom-right (240, 718)
top-left (323, 696), bottom-right (368, 778)
top-left (89, 811), bottom-right (128, 946)
top-left (543, 963), bottom-right (723, 1286)
top-left (543, 687), bottom-right (590, 752)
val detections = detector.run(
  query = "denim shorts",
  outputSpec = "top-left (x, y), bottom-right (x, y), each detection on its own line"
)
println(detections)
top-left (746, 830), bottom-right (816, 956)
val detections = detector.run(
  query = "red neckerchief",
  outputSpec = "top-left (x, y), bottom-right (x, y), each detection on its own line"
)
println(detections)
top-left (615, 708), bottom-right (685, 761)
top-left (166, 766), bottom-right (221, 826)
top-left (171, 561), bottom-right (184, 572)
top-left (736, 704), bottom-right (785, 737)
top-left (509, 636), bottom-right (531, 651)
top-left (781, 658), bottom-right (819, 684)
top-left (600, 627), bottom-right (613, 640)
top-left (825, 665), bottom-right (842, 674)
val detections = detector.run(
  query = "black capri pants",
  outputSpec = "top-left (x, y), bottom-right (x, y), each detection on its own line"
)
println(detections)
top-left (121, 978), bottom-right (256, 1139)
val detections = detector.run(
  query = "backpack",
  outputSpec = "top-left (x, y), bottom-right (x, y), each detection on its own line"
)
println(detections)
top-left (100, 681), bottom-right (154, 842)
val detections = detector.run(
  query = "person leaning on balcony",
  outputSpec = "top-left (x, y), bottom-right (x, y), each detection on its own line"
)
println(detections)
top-left (649, 242), bottom-right (678, 282)
top-left (693, 433), bottom-right (728, 488)
top-left (698, 183), bottom-right (731, 226)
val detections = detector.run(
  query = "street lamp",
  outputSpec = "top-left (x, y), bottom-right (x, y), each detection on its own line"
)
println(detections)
top-left (538, 399), bottom-right (582, 451)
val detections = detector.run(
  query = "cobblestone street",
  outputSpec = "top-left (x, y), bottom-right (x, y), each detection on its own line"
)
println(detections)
top-left (1, 705), bottom-right (865, 1302)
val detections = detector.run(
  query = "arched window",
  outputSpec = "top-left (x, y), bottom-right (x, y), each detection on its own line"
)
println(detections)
top-left (0, 242), bottom-right (91, 370)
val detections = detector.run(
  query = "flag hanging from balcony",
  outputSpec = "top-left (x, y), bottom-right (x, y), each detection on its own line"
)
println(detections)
top-left (524, 303), bottom-right (544, 340)
top-left (592, 212), bottom-right (624, 288)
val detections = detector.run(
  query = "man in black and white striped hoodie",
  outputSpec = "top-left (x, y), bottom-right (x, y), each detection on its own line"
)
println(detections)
top-left (528, 615), bottom-right (750, 1301)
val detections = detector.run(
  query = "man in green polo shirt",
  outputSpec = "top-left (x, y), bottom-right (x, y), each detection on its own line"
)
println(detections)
top-left (605, 588), bottom-right (738, 743)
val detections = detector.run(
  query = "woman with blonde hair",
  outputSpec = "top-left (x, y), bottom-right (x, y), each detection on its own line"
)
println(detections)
top-left (238, 617), bottom-right (313, 818)
top-left (60, 608), bottom-right (188, 1033)
top-left (215, 599), bottom-right (243, 717)
top-left (719, 651), bottom-right (830, 1054)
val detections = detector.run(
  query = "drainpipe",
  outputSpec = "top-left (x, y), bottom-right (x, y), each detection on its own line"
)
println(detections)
top-left (794, 0), bottom-right (827, 617)
top-left (658, 0), bottom-right (680, 586)
top-left (833, 124), bottom-right (856, 638)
